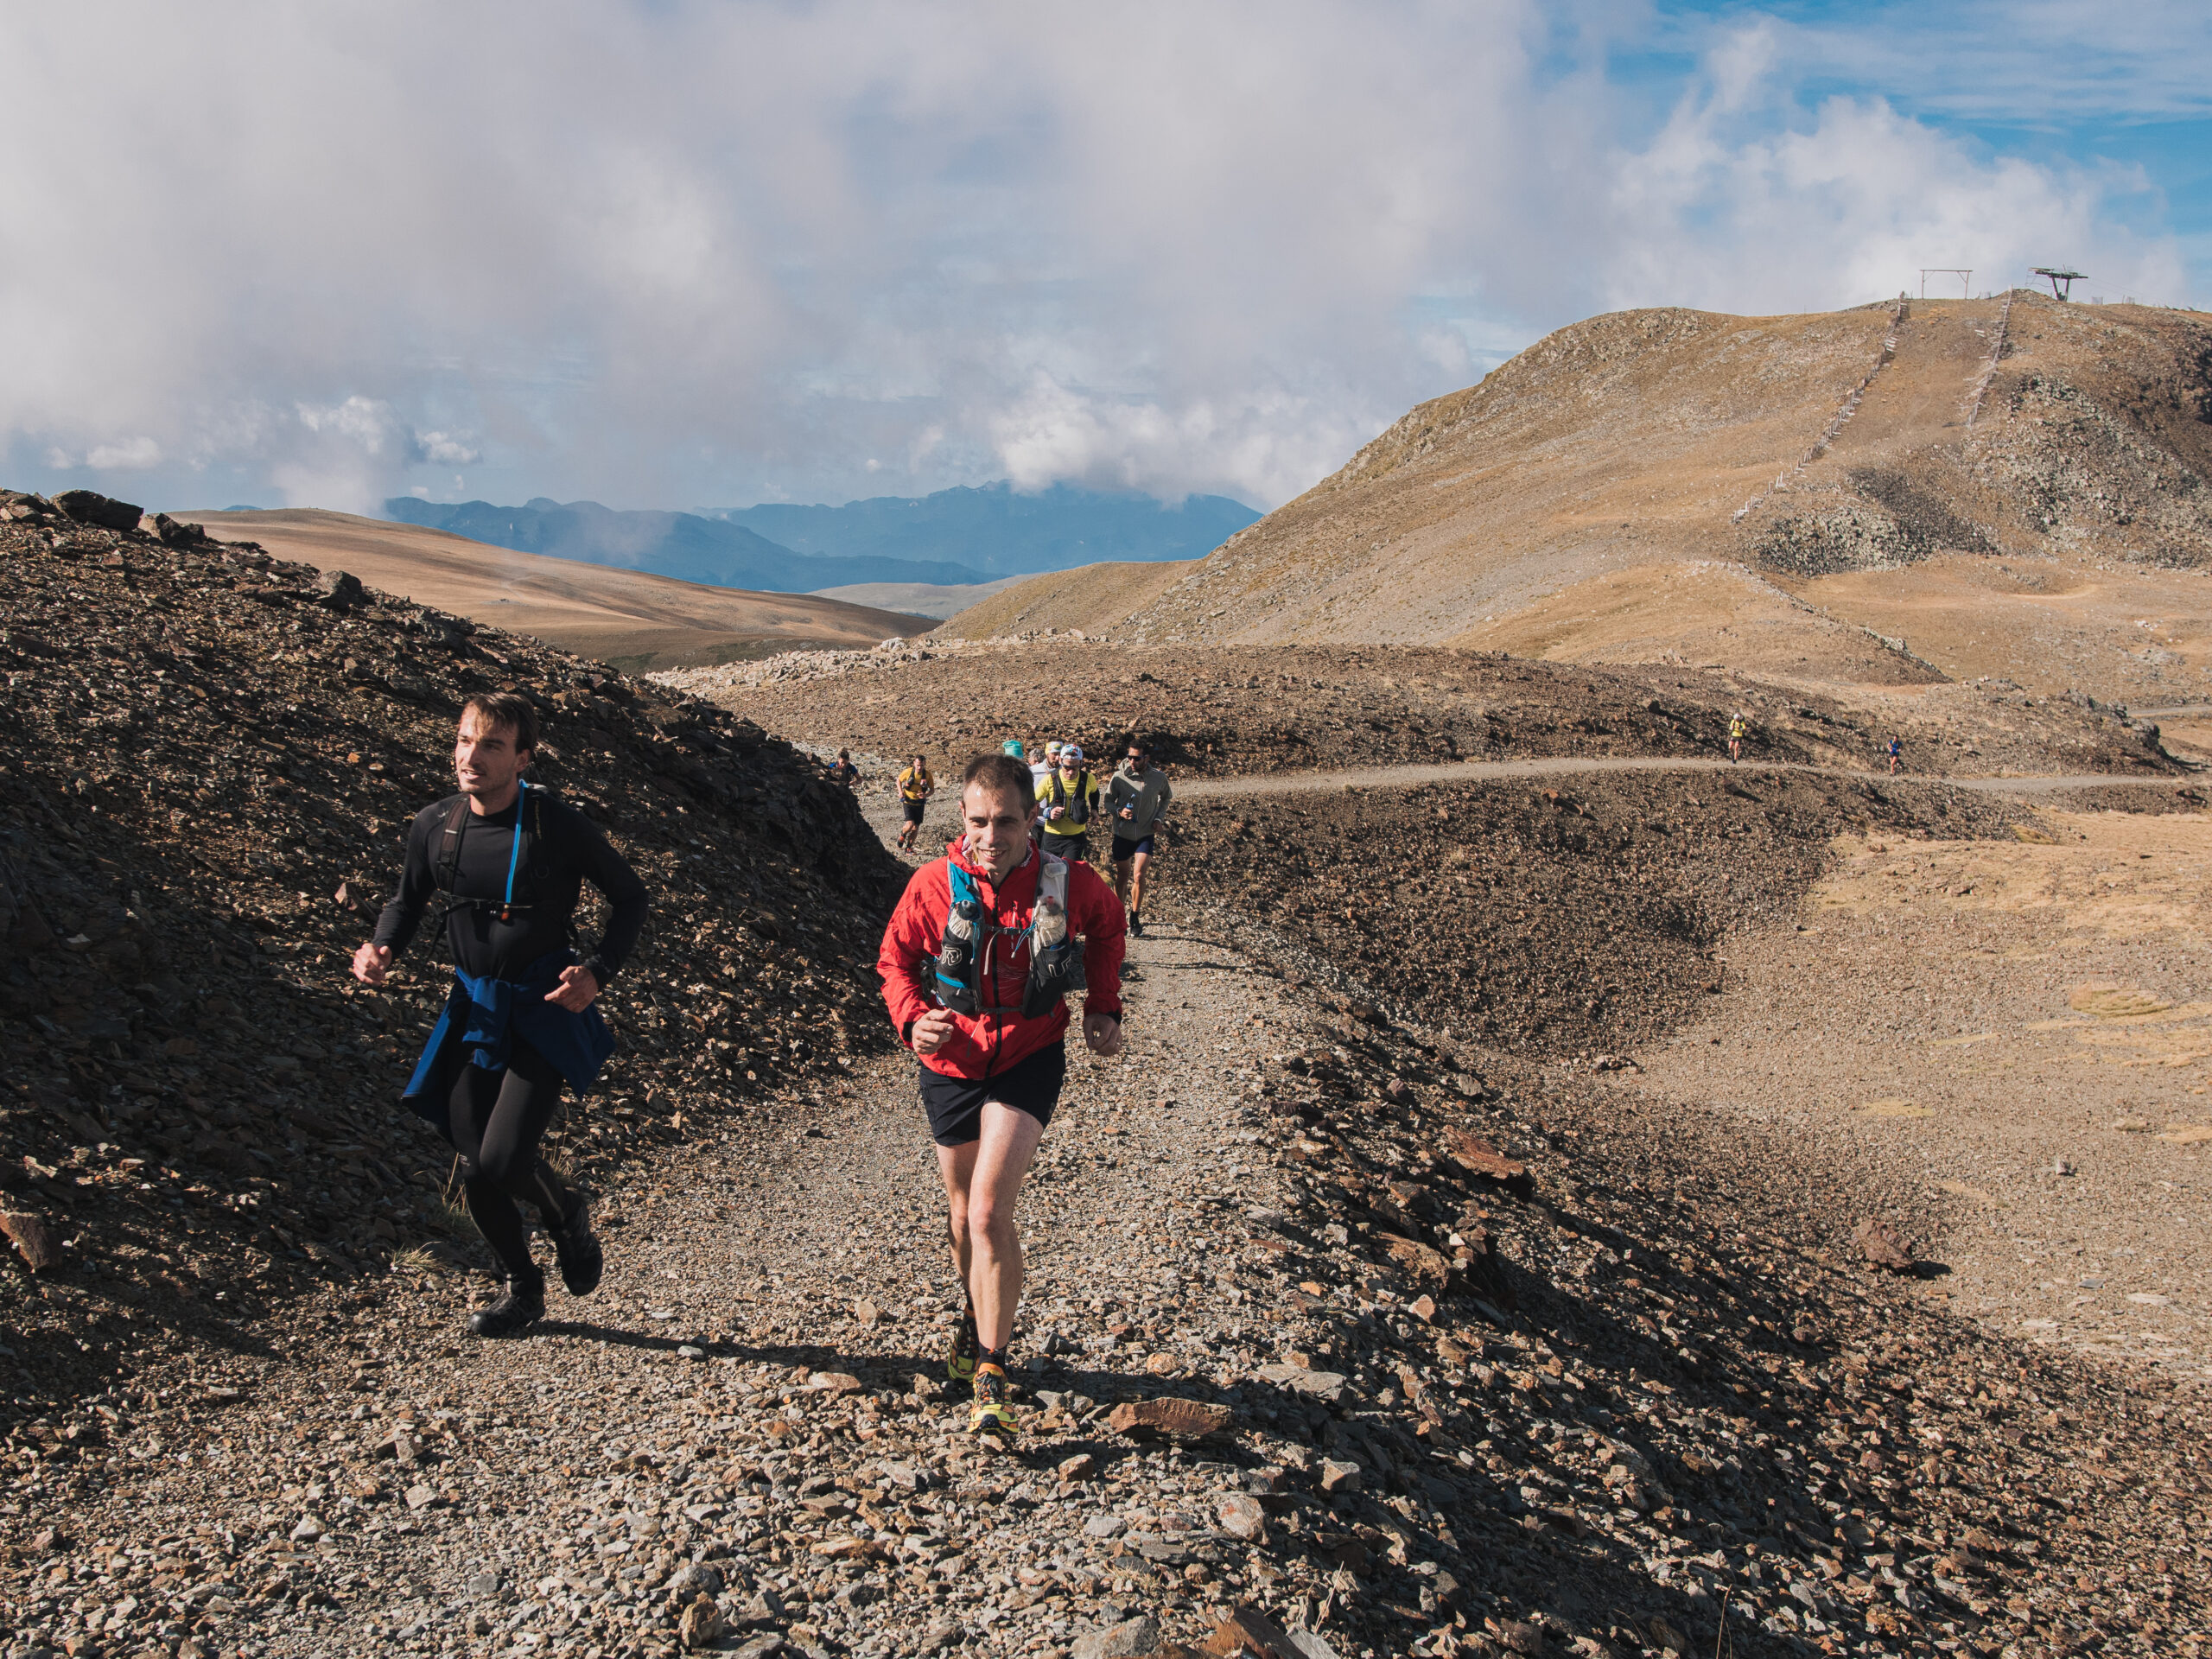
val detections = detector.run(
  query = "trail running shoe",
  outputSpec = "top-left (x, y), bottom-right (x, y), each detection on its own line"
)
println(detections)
top-left (551, 1193), bottom-right (603, 1297)
top-left (968, 1362), bottom-right (1016, 1440)
top-left (468, 1273), bottom-right (546, 1339)
top-left (1128, 912), bottom-right (1145, 938)
top-left (947, 1304), bottom-right (980, 1389)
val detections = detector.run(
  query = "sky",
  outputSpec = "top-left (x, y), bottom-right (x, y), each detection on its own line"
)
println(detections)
top-left (2, 1), bottom-right (2205, 519)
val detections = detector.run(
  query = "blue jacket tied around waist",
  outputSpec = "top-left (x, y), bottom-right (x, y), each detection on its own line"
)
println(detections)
top-left (403, 948), bottom-right (616, 1134)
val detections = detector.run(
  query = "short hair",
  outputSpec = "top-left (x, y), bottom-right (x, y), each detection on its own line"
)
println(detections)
top-left (1125, 734), bottom-right (1151, 755)
top-left (460, 692), bottom-right (539, 754)
top-left (963, 751), bottom-right (1036, 806)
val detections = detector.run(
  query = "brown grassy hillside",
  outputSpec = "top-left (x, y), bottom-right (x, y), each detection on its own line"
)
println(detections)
top-left (940, 557), bottom-right (1196, 639)
top-left (182, 509), bottom-right (930, 671)
top-left (978, 296), bottom-right (2212, 700)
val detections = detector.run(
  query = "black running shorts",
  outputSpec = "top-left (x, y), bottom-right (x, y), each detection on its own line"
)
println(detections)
top-left (1111, 834), bottom-right (1155, 862)
top-left (901, 799), bottom-right (926, 823)
top-left (1040, 831), bottom-right (1090, 861)
top-left (918, 1041), bottom-right (1066, 1147)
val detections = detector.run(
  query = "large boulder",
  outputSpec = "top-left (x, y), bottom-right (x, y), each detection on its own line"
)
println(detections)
top-left (53, 490), bottom-right (143, 531)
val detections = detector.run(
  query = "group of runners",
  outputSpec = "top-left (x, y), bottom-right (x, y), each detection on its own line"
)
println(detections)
top-left (898, 735), bottom-right (1172, 938)
top-left (352, 696), bottom-right (1136, 1440)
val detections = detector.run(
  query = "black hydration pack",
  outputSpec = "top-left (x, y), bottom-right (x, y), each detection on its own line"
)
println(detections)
top-left (434, 780), bottom-right (551, 925)
top-left (933, 852), bottom-right (1086, 1019)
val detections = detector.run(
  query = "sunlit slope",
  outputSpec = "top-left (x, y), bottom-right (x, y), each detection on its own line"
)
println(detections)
top-left (181, 509), bottom-right (929, 670)
top-left (996, 296), bottom-right (2212, 697)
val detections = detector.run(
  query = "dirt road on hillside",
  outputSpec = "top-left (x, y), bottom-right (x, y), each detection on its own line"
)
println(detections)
top-left (1174, 756), bottom-right (2202, 803)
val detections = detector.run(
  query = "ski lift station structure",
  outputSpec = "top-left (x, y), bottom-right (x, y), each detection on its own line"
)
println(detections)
top-left (2033, 266), bottom-right (2086, 300)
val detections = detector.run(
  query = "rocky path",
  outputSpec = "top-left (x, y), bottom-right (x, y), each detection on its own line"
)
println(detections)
top-left (1174, 756), bottom-right (2201, 803)
top-left (11, 766), bottom-right (2211, 1659)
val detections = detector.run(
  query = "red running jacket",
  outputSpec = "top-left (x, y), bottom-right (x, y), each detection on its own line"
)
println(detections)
top-left (878, 838), bottom-right (1126, 1080)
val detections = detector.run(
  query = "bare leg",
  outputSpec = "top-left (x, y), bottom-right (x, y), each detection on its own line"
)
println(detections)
top-left (1128, 849), bottom-right (1154, 918)
top-left (933, 1103), bottom-right (1045, 1351)
top-left (1112, 856), bottom-right (1134, 909)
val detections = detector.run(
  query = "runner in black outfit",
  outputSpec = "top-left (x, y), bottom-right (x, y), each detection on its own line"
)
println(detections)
top-left (354, 693), bottom-right (649, 1338)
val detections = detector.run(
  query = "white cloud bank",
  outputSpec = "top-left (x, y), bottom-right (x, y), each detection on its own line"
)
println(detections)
top-left (0, 1), bottom-right (2193, 515)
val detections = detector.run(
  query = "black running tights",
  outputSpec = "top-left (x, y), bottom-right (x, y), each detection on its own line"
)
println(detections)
top-left (446, 1036), bottom-right (579, 1283)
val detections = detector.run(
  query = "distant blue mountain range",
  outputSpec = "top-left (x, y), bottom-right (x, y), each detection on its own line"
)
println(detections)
top-left (384, 481), bottom-right (1260, 595)
top-left (710, 482), bottom-right (1261, 578)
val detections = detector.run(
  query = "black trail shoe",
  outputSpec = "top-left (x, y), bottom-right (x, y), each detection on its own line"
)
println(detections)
top-left (469, 1273), bottom-right (546, 1339)
top-left (552, 1194), bottom-right (604, 1297)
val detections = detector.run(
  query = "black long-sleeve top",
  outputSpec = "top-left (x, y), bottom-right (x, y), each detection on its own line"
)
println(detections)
top-left (372, 789), bottom-right (649, 986)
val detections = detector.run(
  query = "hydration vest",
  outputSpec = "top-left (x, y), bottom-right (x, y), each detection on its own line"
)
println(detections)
top-left (932, 851), bottom-right (1087, 1020)
top-left (434, 781), bottom-right (552, 925)
top-left (1039, 769), bottom-right (1094, 829)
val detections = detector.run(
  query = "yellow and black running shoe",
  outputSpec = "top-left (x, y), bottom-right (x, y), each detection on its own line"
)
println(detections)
top-left (947, 1304), bottom-right (980, 1390)
top-left (968, 1361), bottom-right (1016, 1440)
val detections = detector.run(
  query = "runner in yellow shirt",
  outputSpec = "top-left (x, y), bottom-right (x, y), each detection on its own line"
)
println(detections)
top-left (895, 754), bottom-right (935, 852)
top-left (1037, 745), bottom-right (1101, 865)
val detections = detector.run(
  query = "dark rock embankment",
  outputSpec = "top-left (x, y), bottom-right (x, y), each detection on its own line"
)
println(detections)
top-left (0, 486), bottom-right (904, 1410)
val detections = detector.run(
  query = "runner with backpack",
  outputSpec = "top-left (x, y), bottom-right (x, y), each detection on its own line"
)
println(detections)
top-left (1036, 743), bottom-right (1100, 865)
top-left (896, 753), bottom-right (935, 852)
top-left (877, 752), bottom-right (1127, 1439)
top-left (352, 693), bottom-right (649, 1338)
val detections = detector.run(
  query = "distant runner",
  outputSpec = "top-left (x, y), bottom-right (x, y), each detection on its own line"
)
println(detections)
top-left (1887, 734), bottom-right (1903, 775)
top-left (878, 753), bottom-right (1127, 1439)
top-left (353, 694), bottom-right (648, 1338)
top-left (1107, 737), bottom-right (1173, 937)
top-left (1728, 714), bottom-right (1746, 764)
top-left (1029, 741), bottom-right (1055, 802)
top-left (1037, 744), bottom-right (1100, 865)
top-left (829, 749), bottom-right (861, 788)
top-left (895, 754), bottom-right (935, 852)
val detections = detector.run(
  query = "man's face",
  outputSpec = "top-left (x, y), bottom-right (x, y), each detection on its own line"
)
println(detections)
top-left (961, 782), bottom-right (1031, 878)
top-left (1126, 749), bottom-right (1145, 770)
top-left (454, 713), bottom-right (529, 799)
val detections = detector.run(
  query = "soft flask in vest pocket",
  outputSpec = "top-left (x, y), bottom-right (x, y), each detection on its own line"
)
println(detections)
top-left (1020, 856), bottom-right (1086, 1019)
top-left (934, 861), bottom-right (984, 1014)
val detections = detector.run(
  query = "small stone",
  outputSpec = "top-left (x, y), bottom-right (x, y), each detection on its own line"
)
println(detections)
top-left (806, 1370), bottom-right (864, 1395)
top-left (1853, 1217), bottom-right (1916, 1273)
top-left (1408, 1294), bottom-right (1437, 1323)
top-left (739, 1586), bottom-right (785, 1625)
top-left (879, 1461), bottom-right (922, 1490)
top-left (734, 1635), bottom-right (786, 1659)
top-left (1084, 1514), bottom-right (1128, 1539)
top-left (466, 1571), bottom-right (499, 1598)
top-left (1108, 1397), bottom-right (1233, 1440)
top-left (1255, 1363), bottom-right (1347, 1404)
top-left (1378, 1231), bottom-right (1452, 1288)
top-left (404, 1482), bottom-right (439, 1511)
top-left (289, 1515), bottom-right (325, 1543)
top-left (677, 1344), bottom-right (705, 1360)
top-left (0, 1211), bottom-right (60, 1274)
top-left (918, 1617), bottom-right (963, 1655)
top-left (853, 1297), bottom-right (881, 1325)
top-left (1645, 1615), bottom-right (1689, 1656)
top-left (1145, 1351), bottom-right (1182, 1376)
top-left (1319, 1458), bottom-right (1363, 1494)
top-left (1215, 1492), bottom-right (1266, 1541)
top-left (1205, 1604), bottom-right (1303, 1656)
top-left (679, 1592), bottom-right (728, 1650)
top-left (1073, 1614), bottom-right (1161, 1659)
top-left (1058, 1452), bottom-right (1099, 1481)
top-left (314, 568), bottom-right (366, 608)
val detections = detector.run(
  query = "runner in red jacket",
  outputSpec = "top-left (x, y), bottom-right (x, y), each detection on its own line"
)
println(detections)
top-left (879, 752), bottom-right (1127, 1438)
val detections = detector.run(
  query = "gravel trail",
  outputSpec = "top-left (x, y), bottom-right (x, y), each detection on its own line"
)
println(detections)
top-left (1174, 756), bottom-right (2202, 802)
